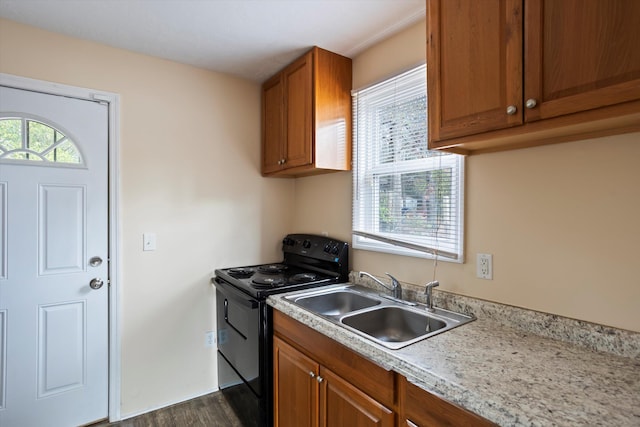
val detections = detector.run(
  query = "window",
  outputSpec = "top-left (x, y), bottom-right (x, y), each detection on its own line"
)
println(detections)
top-left (0, 117), bottom-right (83, 165)
top-left (352, 64), bottom-right (464, 261)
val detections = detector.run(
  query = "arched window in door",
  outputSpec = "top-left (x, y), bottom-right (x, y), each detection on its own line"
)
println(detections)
top-left (0, 116), bottom-right (84, 165)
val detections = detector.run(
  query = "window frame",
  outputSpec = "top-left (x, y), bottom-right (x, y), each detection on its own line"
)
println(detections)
top-left (351, 64), bottom-right (465, 262)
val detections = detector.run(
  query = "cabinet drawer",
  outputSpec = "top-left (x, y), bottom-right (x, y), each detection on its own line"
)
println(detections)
top-left (400, 377), bottom-right (496, 427)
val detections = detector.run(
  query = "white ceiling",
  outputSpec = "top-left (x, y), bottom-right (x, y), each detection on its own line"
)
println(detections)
top-left (0, 0), bottom-right (426, 83)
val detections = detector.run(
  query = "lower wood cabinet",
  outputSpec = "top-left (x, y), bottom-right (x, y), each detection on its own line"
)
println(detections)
top-left (273, 310), bottom-right (496, 427)
top-left (273, 336), bottom-right (318, 426)
top-left (273, 336), bottom-right (394, 427)
top-left (399, 376), bottom-right (497, 427)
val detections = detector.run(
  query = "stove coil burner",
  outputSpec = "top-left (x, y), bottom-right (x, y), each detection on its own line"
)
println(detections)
top-left (257, 264), bottom-right (288, 275)
top-left (227, 268), bottom-right (254, 278)
top-left (252, 276), bottom-right (286, 287)
top-left (289, 273), bottom-right (318, 284)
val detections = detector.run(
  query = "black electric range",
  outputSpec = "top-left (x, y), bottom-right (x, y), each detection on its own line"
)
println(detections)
top-left (212, 234), bottom-right (349, 427)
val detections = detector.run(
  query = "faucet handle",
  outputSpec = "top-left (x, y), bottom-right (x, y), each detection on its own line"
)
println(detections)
top-left (425, 280), bottom-right (440, 289)
top-left (424, 280), bottom-right (439, 311)
top-left (385, 273), bottom-right (400, 287)
top-left (424, 280), bottom-right (440, 292)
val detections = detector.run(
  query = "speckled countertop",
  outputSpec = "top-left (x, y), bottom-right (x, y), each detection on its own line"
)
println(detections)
top-left (267, 283), bottom-right (640, 427)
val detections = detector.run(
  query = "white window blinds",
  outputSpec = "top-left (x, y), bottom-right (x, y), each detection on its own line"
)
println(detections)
top-left (352, 64), bottom-right (464, 261)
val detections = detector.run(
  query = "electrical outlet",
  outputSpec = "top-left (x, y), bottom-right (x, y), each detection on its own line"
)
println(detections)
top-left (477, 253), bottom-right (493, 280)
top-left (205, 331), bottom-right (216, 348)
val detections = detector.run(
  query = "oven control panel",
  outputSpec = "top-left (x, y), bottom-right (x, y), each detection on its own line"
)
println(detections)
top-left (282, 234), bottom-right (348, 263)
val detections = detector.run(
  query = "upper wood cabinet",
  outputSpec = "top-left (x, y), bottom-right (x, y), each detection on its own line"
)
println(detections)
top-left (262, 47), bottom-right (352, 176)
top-left (427, 0), bottom-right (640, 154)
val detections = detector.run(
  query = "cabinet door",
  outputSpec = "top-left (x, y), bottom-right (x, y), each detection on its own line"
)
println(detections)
top-left (427, 0), bottom-right (523, 144)
top-left (273, 337), bottom-right (319, 427)
top-left (401, 377), bottom-right (496, 427)
top-left (262, 74), bottom-right (284, 174)
top-left (524, 0), bottom-right (640, 122)
top-left (319, 368), bottom-right (394, 427)
top-left (283, 51), bottom-right (313, 169)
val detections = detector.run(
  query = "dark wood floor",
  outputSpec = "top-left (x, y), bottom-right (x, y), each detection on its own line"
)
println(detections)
top-left (92, 391), bottom-right (243, 427)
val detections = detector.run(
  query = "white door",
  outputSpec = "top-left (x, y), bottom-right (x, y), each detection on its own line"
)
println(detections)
top-left (0, 86), bottom-right (109, 427)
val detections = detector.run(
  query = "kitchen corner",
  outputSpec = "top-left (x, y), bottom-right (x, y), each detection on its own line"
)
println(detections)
top-left (268, 277), bottom-right (640, 426)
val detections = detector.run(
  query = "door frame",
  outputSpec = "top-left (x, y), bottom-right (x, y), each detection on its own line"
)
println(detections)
top-left (0, 73), bottom-right (122, 422)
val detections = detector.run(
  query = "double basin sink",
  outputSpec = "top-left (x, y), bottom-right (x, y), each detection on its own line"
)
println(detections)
top-left (285, 284), bottom-right (475, 350)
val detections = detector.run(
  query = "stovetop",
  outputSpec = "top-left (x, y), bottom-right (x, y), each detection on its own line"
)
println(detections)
top-left (214, 234), bottom-right (349, 299)
top-left (215, 263), bottom-right (339, 299)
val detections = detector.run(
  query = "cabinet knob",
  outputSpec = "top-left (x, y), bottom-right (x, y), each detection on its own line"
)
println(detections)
top-left (316, 375), bottom-right (324, 383)
top-left (506, 105), bottom-right (517, 115)
top-left (525, 98), bottom-right (537, 109)
top-left (309, 371), bottom-right (315, 378)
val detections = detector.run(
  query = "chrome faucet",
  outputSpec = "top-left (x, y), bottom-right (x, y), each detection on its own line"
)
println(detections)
top-left (424, 281), bottom-right (440, 312)
top-left (359, 271), bottom-right (402, 300)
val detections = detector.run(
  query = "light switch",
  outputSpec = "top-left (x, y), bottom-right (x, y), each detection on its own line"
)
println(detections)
top-left (143, 233), bottom-right (157, 251)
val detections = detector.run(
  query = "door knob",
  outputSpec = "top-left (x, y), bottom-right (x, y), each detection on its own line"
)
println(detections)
top-left (506, 105), bottom-right (517, 115)
top-left (89, 256), bottom-right (103, 267)
top-left (525, 98), bottom-right (537, 109)
top-left (90, 278), bottom-right (104, 290)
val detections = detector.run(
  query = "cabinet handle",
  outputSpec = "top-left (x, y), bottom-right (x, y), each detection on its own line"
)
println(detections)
top-left (525, 98), bottom-right (537, 109)
top-left (281, 158), bottom-right (286, 164)
top-left (309, 371), bottom-right (316, 378)
top-left (316, 375), bottom-right (324, 383)
top-left (506, 105), bottom-right (517, 115)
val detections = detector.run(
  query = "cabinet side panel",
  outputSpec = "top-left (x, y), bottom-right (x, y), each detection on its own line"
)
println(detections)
top-left (314, 47), bottom-right (352, 171)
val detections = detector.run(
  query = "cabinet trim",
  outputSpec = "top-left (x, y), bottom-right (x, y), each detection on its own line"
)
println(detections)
top-left (430, 99), bottom-right (640, 154)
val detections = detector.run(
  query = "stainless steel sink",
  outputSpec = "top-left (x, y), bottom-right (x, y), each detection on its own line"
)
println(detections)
top-left (291, 290), bottom-right (381, 317)
top-left (341, 306), bottom-right (446, 345)
top-left (285, 284), bottom-right (475, 350)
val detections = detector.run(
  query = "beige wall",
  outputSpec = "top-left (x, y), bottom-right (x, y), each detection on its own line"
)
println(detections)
top-left (293, 19), bottom-right (640, 333)
top-left (0, 18), bottom-right (295, 417)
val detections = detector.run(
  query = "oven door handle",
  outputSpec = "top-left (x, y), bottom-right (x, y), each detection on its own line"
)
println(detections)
top-left (214, 278), bottom-right (260, 309)
top-left (224, 298), bottom-right (248, 340)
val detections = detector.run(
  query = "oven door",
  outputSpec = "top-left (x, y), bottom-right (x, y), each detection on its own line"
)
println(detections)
top-left (214, 278), bottom-right (267, 426)
top-left (215, 279), bottom-right (261, 395)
